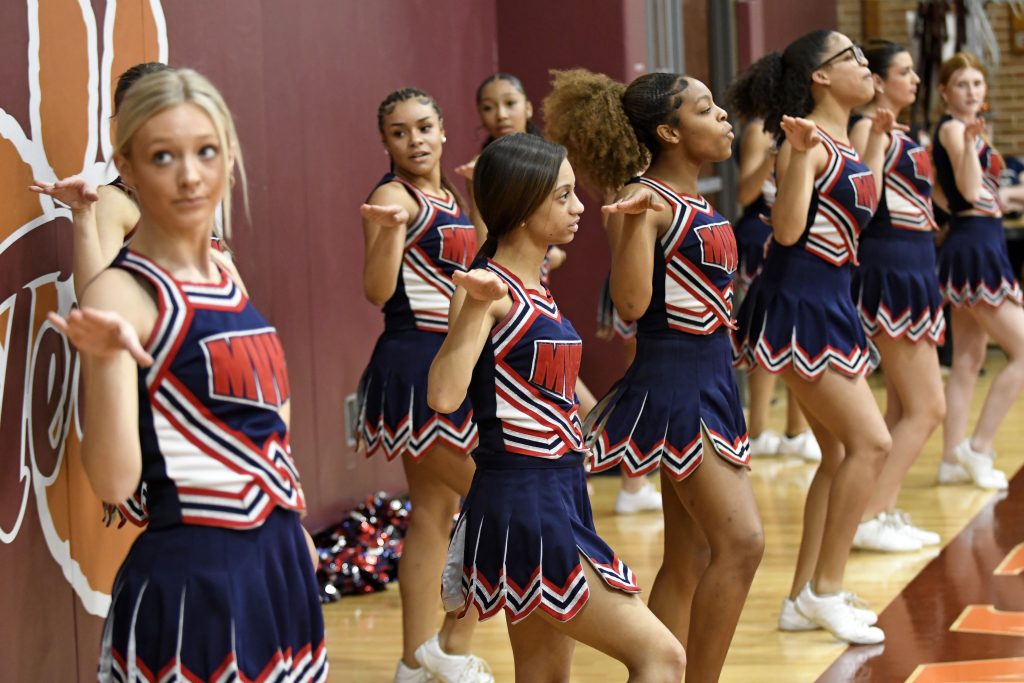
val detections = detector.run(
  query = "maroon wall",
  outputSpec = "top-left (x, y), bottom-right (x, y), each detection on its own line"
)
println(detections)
top-left (0, 1), bottom-right (498, 679)
top-left (737, 0), bottom-right (839, 70)
top-left (495, 0), bottom-right (648, 396)
top-left (163, 2), bottom-right (500, 530)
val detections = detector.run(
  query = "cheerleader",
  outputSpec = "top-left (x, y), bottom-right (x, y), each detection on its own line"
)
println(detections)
top-left (429, 132), bottom-right (685, 683)
top-left (933, 52), bottom-right (1024, 490)
top-left (358, 88), bottom-right (491, 683)
top-left (46, 68), bottom-right (326, 681)
top-left (457, 73), bottom-right (566, 282)
top-left (547, 69), bottom-right (764, 680)
top-left (847, 40), bottom-right (946, 550)
top-left (731, 31), bottom-right (891, 645)
top-left (543, 70), bottom-right (667, 515)
top-left (732, 117), bottom-right (819, 461)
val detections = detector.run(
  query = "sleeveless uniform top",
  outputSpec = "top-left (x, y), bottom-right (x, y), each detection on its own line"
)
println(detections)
top-left (375, 173), bottom-right (478, 333)
top-left (629, 177), bottom-right (738, 336)
top-left (111, 249), bottom-right (305, 530)
top-left (469, 260), bottom-right (585, 458)
top-left (787, 128), bottom-right (877, 265)
top-left (865, 130), bottom-right (937, 233)
top-left (933, 114), bottom-right (1003, 217)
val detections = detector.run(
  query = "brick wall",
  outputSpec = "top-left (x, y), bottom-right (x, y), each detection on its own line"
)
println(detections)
top-left (837, 0), bottom-right (1024, 155)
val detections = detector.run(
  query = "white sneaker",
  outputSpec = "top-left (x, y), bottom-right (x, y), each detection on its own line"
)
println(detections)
top-left (748, 430), bottom-right (781, 457)
top-left (954, 439), bottom-right (1008, 490)
top-left (794, 584), bottom-right (885, 645)
top-left (614, 481), bottom-right (663, 514)
top-left (889, 510), bottom-right (940, 546)
top-left (778, 597), bottom-right (820, 631)
top-left (937, 461), bottom-right (972, 485)
top-left (778, 430), bottom-right (822, 463)
top-left (853, 512), bottom-right (922, 553)
top-left (395, 660), bottom-right (437, 683)
top-left (779, 593), bottom-right (877, 632)
top-left (415, 634), bottom-right (494, 683)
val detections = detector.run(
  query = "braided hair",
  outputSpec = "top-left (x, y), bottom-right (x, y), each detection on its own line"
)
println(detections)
top-left (376, 87), bottom-right (464, 210)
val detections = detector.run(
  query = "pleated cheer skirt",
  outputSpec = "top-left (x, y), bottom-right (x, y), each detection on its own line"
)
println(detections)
top-left (357, 328), bottom-right (477, 460)
top-left (442, 451), bottom-right (640, 624)
top-left (732, 245), bottom-right (870, 380)
top-left (734, 211), bottom-right (772, 289)
top-left (587, 328), bottom-right (749, 481)
top-left (852, 226), bottom-right (946, 344)
top-left (98, 507), bottom-right (327, 682)
top-left (938, 215), bottom-right (1022, 307)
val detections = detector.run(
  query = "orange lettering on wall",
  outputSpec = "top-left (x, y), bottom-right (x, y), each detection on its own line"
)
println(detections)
top-left (950, 605), bottom-right (1024, 637)
top-left (995, 542), bottom-right (1024, 576)
top-left (906, 657), bottom-right (1024, 682)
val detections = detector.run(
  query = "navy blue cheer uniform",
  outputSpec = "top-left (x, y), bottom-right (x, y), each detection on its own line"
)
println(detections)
top-left (97, 250), bottom-right (326, 683)
top-left (733, 128), bottom-right (877, 379)
top-left (933, 115), bottom-right (1021, 307)
top-left (851, 129), bottom-right (945, 343)
top-left (443, 259), bottom-right (639, 624)
top-left (587, 178), bottom-right (750, 480)
top-left (356, 174), bottom-right (479, 460)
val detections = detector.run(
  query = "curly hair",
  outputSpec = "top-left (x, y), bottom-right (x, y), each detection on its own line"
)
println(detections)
top-left (542, 69), bottom-right (649, 193)
top-left (728, 29), bottom-right (834, 138)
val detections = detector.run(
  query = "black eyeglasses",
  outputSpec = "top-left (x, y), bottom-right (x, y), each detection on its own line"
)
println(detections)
top-left (815, 44), bottom-right (866, 70)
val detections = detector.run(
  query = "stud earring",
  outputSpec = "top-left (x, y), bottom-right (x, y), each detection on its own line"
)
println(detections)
top-left (442, 136), bottom-right (448, 143)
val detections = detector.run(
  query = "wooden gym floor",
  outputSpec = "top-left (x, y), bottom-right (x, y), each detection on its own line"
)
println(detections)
top-left (324, 353), bottom-right (1024, 682)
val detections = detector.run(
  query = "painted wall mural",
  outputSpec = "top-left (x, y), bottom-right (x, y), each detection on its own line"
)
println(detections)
top-left (0, 4), bottom-right (167, 675)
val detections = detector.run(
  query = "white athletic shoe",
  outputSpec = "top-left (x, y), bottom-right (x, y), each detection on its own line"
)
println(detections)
top-left (779, 592), bottom-right (877, 631)
top-left (794, 584), bottom-right (885, 645)
top-left (937, 461), bottom-right (972, 485)
top-left (395, 660), bottom-right (437, 683)
top-left (415, 634), bottom-right (494, 683)
top-left (889, 510), bottom-right (940, 546)
top-left (853, 512), bottom-right (922, 553)
top-left (748, 430), bottom-right (782, 457)
top-left (778, 430), bottom-right (822, 463)
top-left (954, 439), bottom-right (1008, 490)
top-left (614, 481), bottom-right (663, 514)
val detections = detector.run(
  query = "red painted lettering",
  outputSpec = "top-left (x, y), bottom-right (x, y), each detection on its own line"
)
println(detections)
top-left (849, 171), bottom-right (879, 214)
top-left (530, 340), bottom-right (582, 399)
top-left (203, 330), bottom-right (290, 408)
top-left (438, 225), bottom-right (478, 268)
top-left (695, 222), bottom-right (738, 272)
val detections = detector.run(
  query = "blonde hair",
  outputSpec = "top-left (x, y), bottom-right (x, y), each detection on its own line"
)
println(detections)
top-left (938, 51), bottom-right (987, 87)
top-left (114, 68), bottom-right (249, 239)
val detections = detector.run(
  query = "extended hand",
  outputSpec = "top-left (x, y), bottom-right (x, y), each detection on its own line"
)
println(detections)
top-left (870, 108), bottom-right (909, 134)
top-left (360, 203), bottom-right (410, 229)
top-left (453, 269), bottom-right (508, 302)
top-left (455, 158), bottom-right (477, 181)
top-left (602, 187), bottom-right (666, 215)
top-left (963, 118), bottom-right (987, 142)
top-left (780, 116), bottom-right (821, 153)
top-left (47, 308), bottom-right (154, 367)
top-left (29, 175), bottom-right (99, 211)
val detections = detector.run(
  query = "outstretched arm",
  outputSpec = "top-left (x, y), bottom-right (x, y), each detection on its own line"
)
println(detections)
top-left (427, 269), bottom-right (509, 413)
top-left (361, 183), bottom-right (418, 306)
top-left (603, 186), bottom-right (666, 320)
top-left (47, 269), bottom-right (156, 503)
top-left (939, 118), bottom-right (986, 205)
top-left (736, 120), bottom-right (776, 207)
top-left (771, 116), bottom-right (825, 246)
